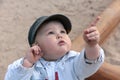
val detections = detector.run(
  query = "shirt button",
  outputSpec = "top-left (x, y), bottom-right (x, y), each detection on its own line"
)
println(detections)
top-left (48, 63), bottom-right (50, 66)
top-left (62, 62), bottom-right (64, 65)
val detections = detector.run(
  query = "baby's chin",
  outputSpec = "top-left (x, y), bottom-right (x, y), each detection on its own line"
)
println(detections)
top-left (57, 48), bottom-right (70, 54)
top-left (59, 45), bottom-right (71, 51)
top-left (55, 49), bottom-right (70, 58)
top-left (42, 50), bottom-right (70, 61)
top-left (43, 54), bottom-right (65, 61)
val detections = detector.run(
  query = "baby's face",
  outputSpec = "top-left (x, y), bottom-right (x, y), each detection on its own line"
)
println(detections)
top-left (35, 21), bottom-right (71, 61)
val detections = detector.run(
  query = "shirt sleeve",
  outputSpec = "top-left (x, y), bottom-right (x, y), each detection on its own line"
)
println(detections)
top-left (5, 58), bottom-right (34, 80)
top-left (73, 48), bottom-right (105, 79)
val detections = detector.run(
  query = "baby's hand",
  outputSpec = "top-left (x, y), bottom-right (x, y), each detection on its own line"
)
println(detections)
top-left (83, 17), bottom-right (100, 46)
top-left (23, 45), bottom-right (43, 67)
top-left (83, 26), bottom-right (100, 46)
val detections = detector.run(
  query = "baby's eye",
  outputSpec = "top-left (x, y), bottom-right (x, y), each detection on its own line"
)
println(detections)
top-left (61, 30), bottom-right (66, 34)
top-left (48, 31), bottom-right (54, 34)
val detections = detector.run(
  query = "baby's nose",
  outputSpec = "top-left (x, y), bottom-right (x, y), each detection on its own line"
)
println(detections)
top-left (56, 33), bottom-right (62, 39)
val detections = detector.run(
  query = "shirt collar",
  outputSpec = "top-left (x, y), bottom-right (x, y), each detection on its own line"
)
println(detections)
top-left (62, 50), bottom-right (78, 61)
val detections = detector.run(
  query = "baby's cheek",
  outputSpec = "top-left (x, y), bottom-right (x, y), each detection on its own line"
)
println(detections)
top-left (66, 39), bottom-right (72, 50)
top-left (68, 42), bottom-right (72, 50)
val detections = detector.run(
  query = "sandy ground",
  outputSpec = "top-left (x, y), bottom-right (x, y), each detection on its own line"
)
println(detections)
top-left (0, 0), bottom-right (120, 80)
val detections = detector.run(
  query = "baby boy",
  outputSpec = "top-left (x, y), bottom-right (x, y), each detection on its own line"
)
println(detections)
top-left (5, 14), bottom-right (104, 80)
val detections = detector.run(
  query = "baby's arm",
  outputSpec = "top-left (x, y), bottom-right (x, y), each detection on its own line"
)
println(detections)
top-left (83, 17), bottom-right (100, 60)
top-left (73, 17), bottom-right (104, 79)
top-left (73, 48), bottom-right (104, 79)
top-left (83, 26), bottom-right (100, 60)
top-left (5, 58), bottom-right (34, 80)
top-left (5, 45), bottom-right (43, 80)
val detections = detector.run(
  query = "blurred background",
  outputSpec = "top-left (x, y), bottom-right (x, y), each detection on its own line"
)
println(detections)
top-left (0, 0), bottom-right (120, 80)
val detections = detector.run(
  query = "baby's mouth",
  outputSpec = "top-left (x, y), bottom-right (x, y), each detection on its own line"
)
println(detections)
top-left (58, 40), bottom-right (66, 46)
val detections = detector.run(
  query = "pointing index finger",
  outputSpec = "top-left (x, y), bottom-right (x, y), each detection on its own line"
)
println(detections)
top-left (90, 16), bottom-right (100, 27)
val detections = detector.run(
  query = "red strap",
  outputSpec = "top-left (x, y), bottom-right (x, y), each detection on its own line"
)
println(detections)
top-left (55, 72), bottom-right (59, 80)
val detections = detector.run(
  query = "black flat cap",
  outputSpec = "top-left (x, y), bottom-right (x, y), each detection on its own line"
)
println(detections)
top-left (28, 14), bottom-right (72, 47)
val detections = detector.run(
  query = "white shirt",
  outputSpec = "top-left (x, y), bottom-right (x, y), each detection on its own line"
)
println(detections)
top-left (5, 49), bottom-right (104, 80)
